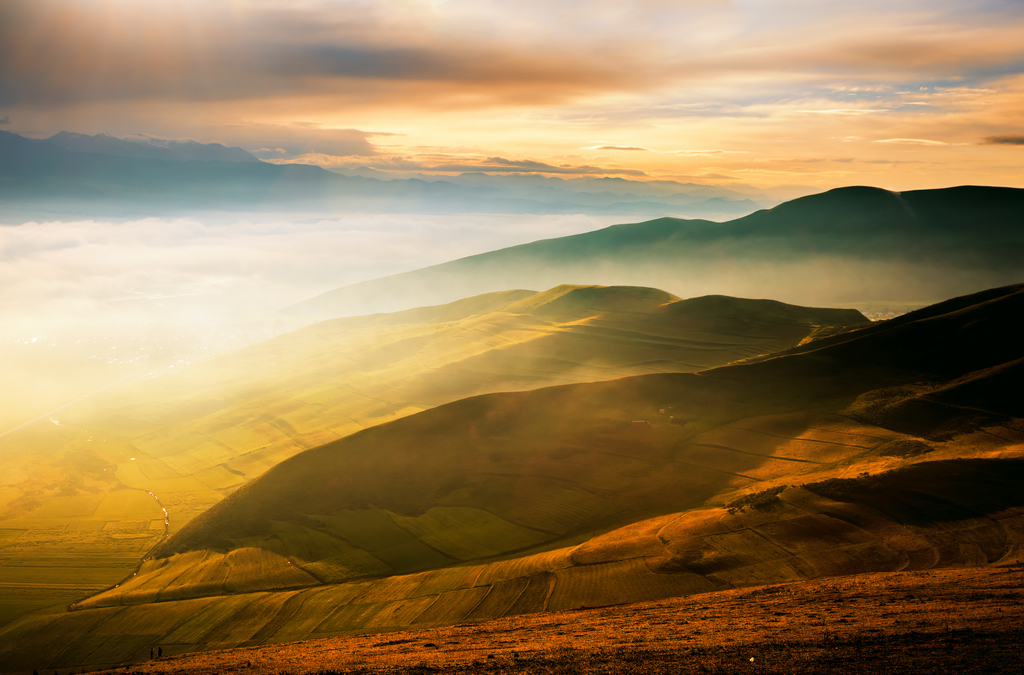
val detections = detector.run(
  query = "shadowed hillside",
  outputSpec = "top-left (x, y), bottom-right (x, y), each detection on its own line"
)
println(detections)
top-left (147, 286), bottom-right (1021, 576)
top-left (0, 285), bottom-right (1020, 672)
top-left (288, 186), bottom-right (1024, 317)
top-left (0, 285), bottom-right (863, 627)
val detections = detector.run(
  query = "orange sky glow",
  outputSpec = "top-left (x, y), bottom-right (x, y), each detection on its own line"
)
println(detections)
top-left (2, 0), bottom-right (1023, 191)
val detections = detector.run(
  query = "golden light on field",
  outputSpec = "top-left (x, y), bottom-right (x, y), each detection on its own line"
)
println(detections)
top-left (1, 4), bottom-right (1023, 670)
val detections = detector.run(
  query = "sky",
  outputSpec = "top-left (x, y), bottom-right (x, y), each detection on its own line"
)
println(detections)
top-left (2, 0), bottom-right (1023, 191)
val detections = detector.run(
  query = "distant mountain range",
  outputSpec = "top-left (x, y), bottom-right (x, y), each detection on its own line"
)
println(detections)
top-left (45, 131), bottom-right (262, 163)
top-left (0, 130), bottom-right (765, 219)
top-left (289, 185), bottom-right (1024, 316)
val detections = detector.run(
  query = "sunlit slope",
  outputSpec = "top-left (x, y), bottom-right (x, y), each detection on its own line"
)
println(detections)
top-left (1, 285), bottom-right (1020, 672)
top-left (54, 285), bottom-right (864, 522)
top-left (97, 283), bottom-right (1024, 606)
top-left (289, 185), bottom-right (1024, 317)
top-left (0, 345), bottom-right (139, 437)
top-left (0, 286), bottom-right (863, 627)
top-left (4, 451), bottom-right (1021, 673)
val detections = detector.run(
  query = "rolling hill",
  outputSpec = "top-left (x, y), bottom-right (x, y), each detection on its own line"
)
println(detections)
top-left (148, 283), bottom-right (1024, 581)
top-left (1, 284), bottom-right (1017, 673)
top-left (288, 185), bottom-right (1024, 317)
top-left (0, 285), bottom-right (863, 629)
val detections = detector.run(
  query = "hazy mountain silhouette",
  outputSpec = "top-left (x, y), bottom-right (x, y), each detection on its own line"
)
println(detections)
top-left (44, 131), bottom-right (261, 163)
top-left (0, 130), bottom-right (760, 219)
top-left (290, 185), bottom-right (1024, 316)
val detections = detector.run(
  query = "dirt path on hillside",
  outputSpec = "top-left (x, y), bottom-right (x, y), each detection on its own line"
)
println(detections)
top-left (67, 488), bottom-right (170, 612)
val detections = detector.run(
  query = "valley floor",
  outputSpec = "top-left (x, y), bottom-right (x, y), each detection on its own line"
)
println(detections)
top-left (76, 564), bottom-right (1024, 675)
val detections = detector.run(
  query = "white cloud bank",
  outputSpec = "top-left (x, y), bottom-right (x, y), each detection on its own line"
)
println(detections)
top-left (0, 213), bottom-right (612, 344)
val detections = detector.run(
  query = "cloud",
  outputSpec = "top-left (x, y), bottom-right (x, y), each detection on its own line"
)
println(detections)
top-left (3, 0), bottom-right (1023, 114)
top-left (0, 115), bottom-right (9, 125)
top-left (983, 134), bottom-right (1024, 145)
top-left (483, 156), bottom-right (644, 175)
top-left (440, 156), bottom-right (648, 176)
top-left (0, 0), bottom-right (655, 110)
top-left (218, 124), bottom-right (388, 159)
top-left (274, 152), bottom-right (648, 176)
top-left (2, 1), bottom-right (1024, 190)
top-left (671, 149), bottom-right (748, 155)
top-left (0, 212), bottom-right (609, 335)
top-left (798, 109), bottom-right (880, 116)
top-left (589, 145), bottom-right (651, 151)
top-left (875, 138), bottom-right (948, 145)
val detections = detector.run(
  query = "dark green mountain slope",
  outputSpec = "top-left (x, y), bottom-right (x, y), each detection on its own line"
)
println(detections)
top-left (290, 186), bottom-right (1024, 317)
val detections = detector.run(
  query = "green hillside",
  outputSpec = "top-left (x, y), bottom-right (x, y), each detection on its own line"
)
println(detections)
top-left (146, 284), bottom-right (1021, 587)
top-left (0, 285), bottom-right (863, 628)
top-left (0, 285), bottom-right (1019, 672)
top-left (0, 284), bottom-right (1017, 672)
top-left (288, 185), bottom-right (1024, 317)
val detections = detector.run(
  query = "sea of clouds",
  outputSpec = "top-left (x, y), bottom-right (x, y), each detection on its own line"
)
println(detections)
top-left (0, 212), bottom-right (616, 347)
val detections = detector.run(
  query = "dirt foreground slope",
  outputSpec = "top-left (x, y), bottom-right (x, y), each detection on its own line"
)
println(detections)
top-left (80, 565), bottom-right (1024, 675)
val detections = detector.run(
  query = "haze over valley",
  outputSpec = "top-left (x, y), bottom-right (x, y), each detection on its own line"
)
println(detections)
top-left (1, 1), bottom-right (1023, 674)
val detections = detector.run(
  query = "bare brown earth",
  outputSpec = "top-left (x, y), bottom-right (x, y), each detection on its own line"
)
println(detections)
top-left (74, 564), bottom-right (1024, 675)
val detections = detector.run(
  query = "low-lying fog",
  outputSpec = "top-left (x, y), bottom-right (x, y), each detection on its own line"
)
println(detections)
top-left (0, 212), bottom-right (618, 435)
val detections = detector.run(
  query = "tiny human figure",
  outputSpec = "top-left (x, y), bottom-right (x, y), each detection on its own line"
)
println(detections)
top-left (150, 647), bottom-right (154, 659)
top-left (158, 647), bottom-right (163, 657)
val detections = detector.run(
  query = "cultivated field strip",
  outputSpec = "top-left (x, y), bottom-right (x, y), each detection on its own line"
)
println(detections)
top-left (73, 403), bottom-right (938, 610)
top-left (6, 461), bottom-right (1022, 673)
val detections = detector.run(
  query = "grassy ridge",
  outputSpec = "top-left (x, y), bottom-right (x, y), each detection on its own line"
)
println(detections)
top-left (289, 186), bottom-right (1024, 317)
top-left (0, 285), bottom-right (863, 625)
top-left (0, 284), bottom-right (1021, 671)
top-left (95, 285), bottom-right (1023, 605)
top-left (3, 451), bottom-right (1022, 672)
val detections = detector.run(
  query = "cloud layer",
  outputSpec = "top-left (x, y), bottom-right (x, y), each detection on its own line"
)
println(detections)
top-left (1, 0), bottom-right (1023, 189)
top-left (984, 135), bottom-right (1024, 145)
top-left (0, 212), bottom-right (612, 327)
